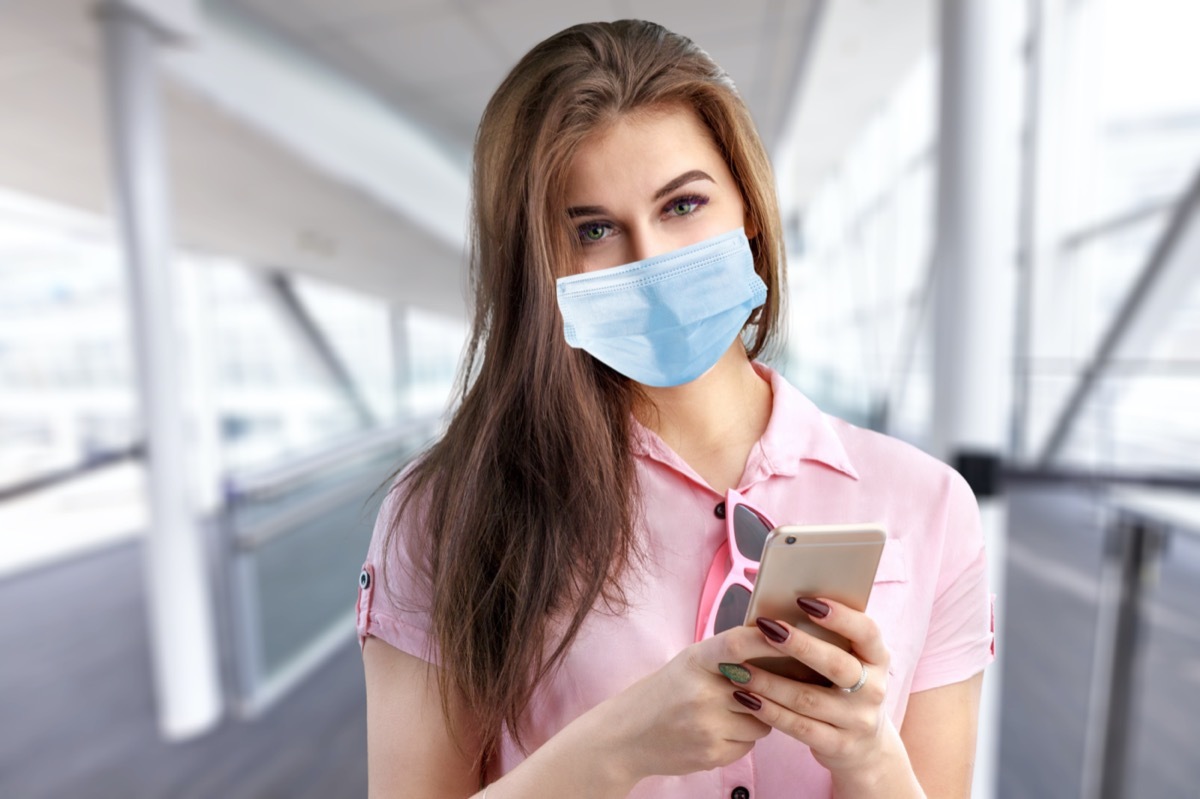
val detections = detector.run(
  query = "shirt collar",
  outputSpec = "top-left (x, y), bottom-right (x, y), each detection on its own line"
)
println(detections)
top-left (629, 363), bottom-right (860, 485)
top-left (752, 363), bottom-right (859, 481)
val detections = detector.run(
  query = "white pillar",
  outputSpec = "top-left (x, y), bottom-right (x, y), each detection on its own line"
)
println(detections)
top-left (1015, 0), bottom-right (1069, 459)
top-left (931, 2), bottom-right (1021, 797)
top-left (97, 1), bottom-right (223, 740)
top-left (390, 305), bottom-right (414, 420)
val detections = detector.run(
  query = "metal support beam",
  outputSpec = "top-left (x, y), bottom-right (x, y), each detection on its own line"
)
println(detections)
top-left (1038, 167), bottom-right (1200, 463)
top-left (165, 4), bottom-right (469, 251)
top-left (932, 2), bottom-right (1022, 796)
top-left (1080, 514), bottom-right (1165, 799)
top-left (256, 272), bottom-right (377, 429)
top-left (97, 0), bottom-right (222, 740)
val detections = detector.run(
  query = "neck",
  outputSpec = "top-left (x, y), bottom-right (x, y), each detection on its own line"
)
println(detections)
top-left (635, 343), bottom-right (772, 456)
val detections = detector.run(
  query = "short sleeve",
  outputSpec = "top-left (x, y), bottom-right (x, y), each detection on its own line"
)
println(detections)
top-left (355, 472), bottom-right (442, 665)
top-left (909, 469), bottom-right (996, 693)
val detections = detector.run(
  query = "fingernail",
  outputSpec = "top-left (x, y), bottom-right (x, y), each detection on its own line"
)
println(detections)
top-left (718, 663), bottom-right (751, 685)
top-left (733, 690), bottom-right (762, 711)
top-left (797, 598), bottom-right (830, 618)
top-left (755, 617), bottom-right (789, 643)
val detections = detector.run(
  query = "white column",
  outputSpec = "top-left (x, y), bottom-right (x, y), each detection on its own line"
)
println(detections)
top-left (1015, 0), bottom-right (1069, 459)
top-left (931, 2), bottom-right (1021, 797)
top-left (389, 305), bottom-right (414, 419)
top-left (177, 257), bottom-right (223, 518)
top-left (97, 1), bottom-right (222, 740)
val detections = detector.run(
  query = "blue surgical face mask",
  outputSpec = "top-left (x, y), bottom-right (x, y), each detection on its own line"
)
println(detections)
top-left (555, 227), bottom-right (767, 387)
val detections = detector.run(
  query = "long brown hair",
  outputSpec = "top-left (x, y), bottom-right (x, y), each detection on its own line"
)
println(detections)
top-left (381, 18), bottom-right (785, 772)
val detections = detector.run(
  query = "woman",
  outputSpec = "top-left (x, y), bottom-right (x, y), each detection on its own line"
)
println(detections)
top-left (356, 19), bottom-right (993, 799)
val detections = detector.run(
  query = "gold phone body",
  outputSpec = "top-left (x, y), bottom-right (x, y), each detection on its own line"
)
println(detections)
top-left (744, 524), bottom-right (887, 685)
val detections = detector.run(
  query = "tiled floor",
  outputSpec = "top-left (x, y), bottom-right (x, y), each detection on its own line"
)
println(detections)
top-left (0, 541), bottom-right (368, 799)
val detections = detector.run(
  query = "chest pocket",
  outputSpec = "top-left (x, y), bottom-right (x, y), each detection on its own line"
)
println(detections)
top-left (865, 539), bottom-right (914, 674)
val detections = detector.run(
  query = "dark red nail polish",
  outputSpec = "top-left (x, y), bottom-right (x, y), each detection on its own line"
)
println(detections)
top-left (733, 690), bottom-right (762, 711)
top-left (797, 598), bottom-right (830, 618)
top-left (755, 617), bottom-right (789, 643)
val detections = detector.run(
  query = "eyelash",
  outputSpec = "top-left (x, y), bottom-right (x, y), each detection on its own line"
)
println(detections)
top-left (576, 193), bottom-right (711, 246)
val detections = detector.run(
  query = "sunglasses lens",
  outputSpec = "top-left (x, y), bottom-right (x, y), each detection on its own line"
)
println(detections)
top-left (733, 504), bottom-right (771, 561)
top-left (714, 583), bottom-right (752, 635)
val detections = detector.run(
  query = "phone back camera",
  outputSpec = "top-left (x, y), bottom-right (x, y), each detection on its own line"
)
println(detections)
top-left (785, 536), bottom-right (796, 544)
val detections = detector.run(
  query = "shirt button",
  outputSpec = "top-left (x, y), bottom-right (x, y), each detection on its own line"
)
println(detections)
top-left (714, 501), bottom-right (726, 519)
top-left (359, 569), bottom-right (371, 590)
top-left (731, 788), bottom-right (750, 799)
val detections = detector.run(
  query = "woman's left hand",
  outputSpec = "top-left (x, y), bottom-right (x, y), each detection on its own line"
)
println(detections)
top-left (724, 598), bottom-right (897, 775)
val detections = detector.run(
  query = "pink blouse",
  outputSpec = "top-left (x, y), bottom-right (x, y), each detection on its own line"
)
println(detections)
top-left (356, 364), bottom-right (995, 798)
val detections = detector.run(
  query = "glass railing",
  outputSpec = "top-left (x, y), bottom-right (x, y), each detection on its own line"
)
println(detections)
top-left (215, 417), bottom-right (441, 716)
top-left (997, 477), bottom-right (1200, 799)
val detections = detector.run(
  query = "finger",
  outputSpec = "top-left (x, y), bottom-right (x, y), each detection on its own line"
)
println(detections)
top-left (721, 700), bottom-right (773, 741)
top-left (728, 662), bottom-right (851, 728)
top-left (727, 689), bottom-right (843, 753)
top-left (694, 623), bottom-right (785, 673)
top-left (753, 617), bottom-right (871, 691)
top-left (795, 597), bottom-right (890, 666)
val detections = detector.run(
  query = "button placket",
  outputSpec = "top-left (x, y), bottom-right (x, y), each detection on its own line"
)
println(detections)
top-left (721, 751), bottom-right (755, 799)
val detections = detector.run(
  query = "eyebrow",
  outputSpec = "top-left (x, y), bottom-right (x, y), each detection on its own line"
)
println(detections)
top-left (566, 169), bottom-right (716, 218)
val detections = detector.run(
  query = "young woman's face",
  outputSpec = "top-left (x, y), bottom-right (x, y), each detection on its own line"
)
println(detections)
top-left (563, 104), bottom-right (752, 273)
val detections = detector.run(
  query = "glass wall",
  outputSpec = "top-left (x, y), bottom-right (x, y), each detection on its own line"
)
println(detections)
top-left (1046, 0), bottom-right (1200, 473)
top-left (788, 0), bottom-right (1200, 472)
top-left (0, 186), bottom-right (466, 574)
top-left (787, 53), bottom-right (937, 437)
top-left (0, 189), bottom-right (143, 576)
top-left (785, 1), bottom-right (1200, 796)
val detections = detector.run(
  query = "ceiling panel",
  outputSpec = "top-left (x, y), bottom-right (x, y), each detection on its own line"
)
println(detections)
top-left (470, 0), bottom-right (623, 62)
top-left (336, 9), bottom-right (508, 83)
top-left (419, 70), bottom-right (505, 136)
top-left (704, 37), bottom-right (764, 99)
top-left (0, 0), bottom-right (96, 56)
top-left (631, 0), bottom-right (772, 43)
top-left (0, 0), bottom-right (469, 315)
top-left (239, 0), bottom-right (449, 33)
top-left (218, 0), bottom-right (820, 160)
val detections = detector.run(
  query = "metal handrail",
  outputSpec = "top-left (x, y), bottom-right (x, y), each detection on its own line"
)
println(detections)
top-left (225, 418), bottom-right (441, 551)
top-left (0, 442), bottom-right (143, 502)
top-left (223, 414), bottom-right (442, 501)
top-left (1002, 464), bottom-right (1200, 492)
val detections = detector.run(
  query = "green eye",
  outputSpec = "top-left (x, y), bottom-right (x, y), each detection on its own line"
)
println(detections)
top-left (673, 200), bottom-right (695, 215)
top-left (578, 223), bottom-right (609, 244)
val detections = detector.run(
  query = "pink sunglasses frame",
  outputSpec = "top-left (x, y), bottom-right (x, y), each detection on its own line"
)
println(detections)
top-left (694, 488), bottom-right (776, 642)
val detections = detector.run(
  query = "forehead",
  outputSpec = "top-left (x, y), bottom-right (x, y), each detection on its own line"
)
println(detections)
top-left (564, 105), bottom-right (726, 202)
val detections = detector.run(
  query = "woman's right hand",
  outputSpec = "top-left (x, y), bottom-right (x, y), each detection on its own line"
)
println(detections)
top-left (365, 625), bottom-right (781, 798)
top-left (592, 625), bottom-right (780, 782)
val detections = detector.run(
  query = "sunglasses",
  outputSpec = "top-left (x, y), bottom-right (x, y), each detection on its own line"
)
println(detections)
top-left (695, 490), bottom-right (776, 642)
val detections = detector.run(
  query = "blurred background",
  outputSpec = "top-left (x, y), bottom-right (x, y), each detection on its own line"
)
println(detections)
top-left (0, 0), bottom-right (1197, 797)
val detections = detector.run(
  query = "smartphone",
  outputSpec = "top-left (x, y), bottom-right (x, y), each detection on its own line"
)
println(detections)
top-left (744, 523), bottom-right (887, 685)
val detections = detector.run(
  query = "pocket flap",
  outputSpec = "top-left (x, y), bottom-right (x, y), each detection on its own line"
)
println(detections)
top-left (873, 538), bottom-right (908, 584)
